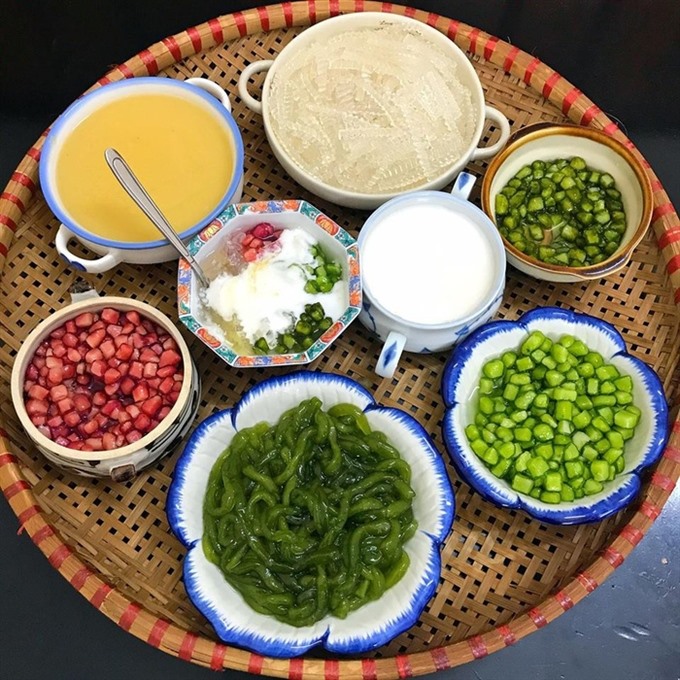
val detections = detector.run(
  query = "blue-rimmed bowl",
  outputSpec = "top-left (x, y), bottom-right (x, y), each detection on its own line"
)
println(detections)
top-left (441, 307), bottom-right (669, 525)
top-left (178, 200), bottom-right (361, 368)
top-left (42, 77), bottom-right (245, 274)
top-left (167, 371), bottom-right (454, 657)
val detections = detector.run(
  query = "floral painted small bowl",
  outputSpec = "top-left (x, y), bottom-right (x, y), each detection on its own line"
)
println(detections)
top-left (441, 307), bottom-right (668, 524)
top-left (167, 371), bottom-right (454, 657)
top-left (177, 200), bottom-right (361, 368)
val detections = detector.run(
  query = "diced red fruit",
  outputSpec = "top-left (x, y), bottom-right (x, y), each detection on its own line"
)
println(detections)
top-left (67, 348), bottom-right (82, 363)
top-left (45, 356), bottom-right (62, 369)
top-left (93, 391), bottom-right (107, 407)
top-left (85, 437), bottom-right (104, 451)
top-left (252, 222), bottom-right (275, 239)
top-left (157, 365), bottom-right (176, 378)
top-left (51, 327), bottom-right (66, 339)
top-left (57, 398), bottom-right (73, 414)
top-left (64, 411), bottom-right (81, 427)
top-left (73, 394), bottom-right (91, 412)
top-left (132, 383), bottom-right (149, 403)
top-left (49, 384), bottom-right (68, 401)
top-left (121, 322), bottom-right (135, 335)
top-left (143, 362), bottom-right (157, 378)
top-left (159, 350), bottom-right (181, 368)
top-left (85, 348), bottom-right (103, 363)
top-left (243, 248), bottom-right (258, 262)
top-left (120, 377), bottom-right (135, 396)
top-left (159, 377), bottom-right (175, 394)
top-left (241, 233), bottom-right (254, 247)
top-left (55, 436), bottom-right (70, 447)
top-left (52, 343), bottom-right (67, 358)
top-left (100, 340), bottom-right (116, 359)
top-left (62, 333), bottom-right (78, 348)
top-left (90, 360), bottom-right (106, 378)
top-left (102, 400), bottom-right (122, 417)
top-left (129, 362), bottom-right (144, 379)
top-left (249, 237), bottom-right (263, 249)
top-left (86, 329), bottom-right (106, 348)
top-left (107, 324), bottom-right (123, 338)
top-left (29, 384), bottom-right (50, 400)
top-left (36, 424), bottom-right (50, 436)
top-left (158, 406), bottom-right (171, 419)
top-left (134, 414), bottom-right (151, 432)
top-left (116, 343), bottom-right (133, 360)
top-left (101, 308), bottom-right (120, 325)
top-left (47, 415), bottom-right (63, 428)
top-left (103, 432), bottom-right (118, 450)
top-left (140, 348), bottom-right (159, 363)
top-left (76, 374), bottom-right (90, 385)
top-left (63, 364), bottom-right (76, 379)
top-left (141, 396), bottom-right (162, 417)
top-left (125, 310), bottom-right (141, 325)
top-left (162, 337), bottom-right (178, 351)
top-left (80, 419), bottom-right (99, 435)
top-left (104, 383), bottom-right (120, 396)
top-left (126, 430), bottom-right (143, 444)
top-left (47, 367), bottom-right (64, 385)
top-left (74, 312), bottom-right (94, 328)
top-left (26, 364), bottom-right (39, 381)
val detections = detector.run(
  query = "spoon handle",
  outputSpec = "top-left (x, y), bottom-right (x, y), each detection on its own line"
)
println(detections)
top-left (104, 148), bottom-right (210, 289)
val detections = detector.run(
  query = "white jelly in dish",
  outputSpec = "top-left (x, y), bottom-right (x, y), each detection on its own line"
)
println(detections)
top-left (358, 172), bottom-right (507, 378)
top-left (167, 371), bottom-right (455, 657)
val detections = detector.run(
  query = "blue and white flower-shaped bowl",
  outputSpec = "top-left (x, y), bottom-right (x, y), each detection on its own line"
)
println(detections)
top-left (167, 371), bottom-right (455, 657)
top-left (441, 307), bottom-right (669, 525)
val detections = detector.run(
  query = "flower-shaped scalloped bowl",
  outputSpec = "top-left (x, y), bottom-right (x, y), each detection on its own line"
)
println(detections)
top-left (177, 200), bottom-right (361, 368)
top-left (167, 371), bottom-right (455, 657)
top-left (441, 307), bottom-right (669, 525)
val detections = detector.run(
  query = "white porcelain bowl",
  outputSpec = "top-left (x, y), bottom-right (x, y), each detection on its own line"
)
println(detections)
top-left (167, 371), bottom-right (454, 656)
top-left (11, 291), bottom-right (200, 481)
top-left (177, 200), bottom-right (361, 368)
top-left (238, 13), bottom-right (510, 209)
top-left (481, 124), bottom-right (653, 282)
top-left (441, 307), bottom-right (668, 524)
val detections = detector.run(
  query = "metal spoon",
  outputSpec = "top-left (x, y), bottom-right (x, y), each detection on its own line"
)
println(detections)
top-left (104, 147), bottom-right (211, 288)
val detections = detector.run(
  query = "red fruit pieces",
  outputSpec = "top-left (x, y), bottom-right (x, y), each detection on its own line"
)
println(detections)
top-left (86, 329), bottom-right (106, 348)
top-left (141, 396), bottom-right (162, 417)
top-left (101, 308), bottom-right (120, 325)
top-left (252, 222), bottom-right (275, 239)
top-left (243, 248), bottom-right (258, 262)
top-left (24, 306), bottom-right (185, 451)
top-left (74, 312), bottom-right (94, 328)
top-left (159, 349), bottom-right (181, 368)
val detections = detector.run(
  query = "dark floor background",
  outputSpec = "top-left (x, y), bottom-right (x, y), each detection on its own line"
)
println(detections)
top-left (1, 1), bottom-right (679, 679)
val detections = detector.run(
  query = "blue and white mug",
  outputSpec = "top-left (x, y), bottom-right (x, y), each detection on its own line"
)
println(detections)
top-left (358, 172), bottom-right (507, 378)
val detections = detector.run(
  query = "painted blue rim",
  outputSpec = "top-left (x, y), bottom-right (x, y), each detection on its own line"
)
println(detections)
top-left (358, 189), bottom-right (507, 330)
top-left (40, 77), bottom-right (245, 250)
top-left (440, 306), bottom-right (670, 525)
top-left (167, 370), bottom-right (456, 656)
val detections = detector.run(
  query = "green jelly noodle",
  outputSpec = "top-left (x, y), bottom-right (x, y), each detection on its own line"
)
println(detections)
top-left (465, 331), bottom-right (641, 504)
top-left (202, 398), bottom-right (418, 626)
top-left (494, 157), bottom-right (626, 267)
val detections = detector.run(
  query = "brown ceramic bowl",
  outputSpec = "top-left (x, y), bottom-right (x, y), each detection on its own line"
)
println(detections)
top-left (481, 123), bottom-right (653, 282)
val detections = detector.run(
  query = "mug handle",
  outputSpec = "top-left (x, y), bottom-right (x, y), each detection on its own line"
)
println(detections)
top-left (55, 225), bottom-right (122, 274)
top-left (376, 331), bottom-right (407, 379)
top-left (470, 106), bottom-right (511, 161)
top-left (237, 61), bottom-right (274, 114)
top-left (185, 77), bottom-right (232, 112)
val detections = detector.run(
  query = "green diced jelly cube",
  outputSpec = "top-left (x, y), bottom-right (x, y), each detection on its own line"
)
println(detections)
top-left (515, 427), bottom-right (532, 441)
top-left (471, 439), bottom-right (488, 457)
top-left (483, 359), bottom-right (505, 379)
top-left (491, 459), bottom-right (512, 478)
top-left (603, 448), bottom-right (624, 464)
top-left (535, 443), bottom-right (554, 460)
top-left (483, 447), bottom-right (499, 466)
top-left (544, 471), bottom-right (562, 492)
top-left (564, 443), bottom-right (580, 460)
top-left (511, 474), bottom-right (534, 495)
top-left (584, 479), bottom-right (604, 495)
top-left (540, 491), bottom-right (562, 504)
top-left (614, 375), bottom-right (633, 392)
top-left (560, 486), bottom-right (575, 502)
top-left (591, 460), bottom-right (609, 482)
top-left (499, 442), bottom-right (516, 459)
top-left (479, 377), bottom-right (495, 394)
top-left (465, 424), bottom-right (481, 441)
top-left (503, 383), bottom-right (519, 401)
top-left (515, 451), bottom-right (531, 473)
top-left (527, 457), bottom-right (549, 478)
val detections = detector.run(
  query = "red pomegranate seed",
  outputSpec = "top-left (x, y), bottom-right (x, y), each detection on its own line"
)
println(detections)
top-left (63, 364), bottom-right (76, 379)
top-left (102, 399), bottom-right (121, 417)
top-left (93, 391), bottom-right (107, 407)
top-left (158, 377), bottom-right (174, 394)
top-left (35, 344), bottom-right (47, 357)
top-left (250, 237), bottom-right (263, 249)
top-left (113, 334), bottom-right (130, 348)
top-left (67, 441), bottom-right (84, 450)
top-left (91, 360), bottom-right (106, 378)
top-left (126, 403), bottom-right (141, 418)
top-left (45, 356), bottom-right (62, 369)
top-left (130, 334), bottom-right (146, 349)
top-left (80, 419), bottom-right (99, 435)
top-left (118, 363), bottom-right (129, 377)
top-left (86, 329), bottom-right (106, 348)
top-left (125, 310), bottom-right (141, 325)
top-left (65, 320), bottom-right (77, 334)
top-left (51, 327), bottom-right (66, 339)
top-left (26, 364), bottom-right (39, 381)
top-left (107, 358), bottom-right (121, 369)
top-left (162, 337), bottom-right (178, 351)
top-left (101, 308), bottom-right (120, 325)
top-left (74, 312), bottom-right (94, 328)
top-left (143, 362), bottom-right (157, 378)
top-left (55, 436), bottom-right (70, 447)
top-left (140, 348), bottom-right (159, 363)
top-left (156, 365), bottom-right (175, 378)
top-left (120, 421), bottom-right (133, 434)
top-left (121, 322), bottom-right (134, 335)
top-left (47, 415), bottom-right (63, 428)
top-left (252, 222), bottom-right (274, 239)
top-left (36, 423), bottom-right (50, 436)
top-left (129, 362), bottom-right (144, 379)
top-left (50, 385), bottom-right (68, 401)
top-left (158, 406), bottom-right (171, 419)
top-left (76, 374), bottom-right (90, 385)
top-left (120, 377), bottom-right (135, 395)
top-left (107, 324), bottom-right (123, 338)
top-left (168, 390), bottom-right (180, 404)
top-left (147, 378), bottom-right (160, 391)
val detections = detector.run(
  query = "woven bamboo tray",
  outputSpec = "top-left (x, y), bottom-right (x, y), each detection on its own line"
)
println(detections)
top-left (1, 1), bottom-right (679, 676)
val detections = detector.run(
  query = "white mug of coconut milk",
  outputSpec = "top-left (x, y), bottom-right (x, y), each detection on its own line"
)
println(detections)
top-left (358, 172), bottom-right (507, 378)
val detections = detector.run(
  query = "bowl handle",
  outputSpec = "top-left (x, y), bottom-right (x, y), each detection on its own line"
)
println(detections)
top-left (55, 224), bottom-right (123, 274)
top-left (237, 61), bottom-right (274, 114)
top-left (376, 331), bottom-right (407, 379)
top-left (185, 77), bottom-right (232, 112)
top-left (470, 106), bottom-right (511, 161)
